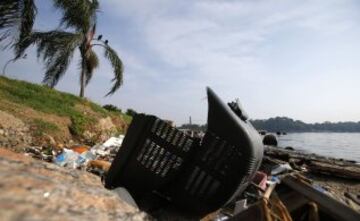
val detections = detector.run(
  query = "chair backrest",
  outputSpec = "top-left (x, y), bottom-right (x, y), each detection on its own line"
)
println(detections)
top-left (105, 87), bottom-right (263, 217)
top-left (104, 114), bottom-right (199, 198)
top-left (163, 87), bottom-right (264, 216)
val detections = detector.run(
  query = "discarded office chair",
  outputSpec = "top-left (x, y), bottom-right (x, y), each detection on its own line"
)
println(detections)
top-left (164, 87), bottom-right (264, 215)
top-left (105, 87), bottom-right (263, 217)
top-left (104, 114), bottom-right (199, 198)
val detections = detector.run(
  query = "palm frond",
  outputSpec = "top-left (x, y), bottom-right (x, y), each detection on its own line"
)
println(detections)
top-left (84, 48), bottom-right (99, 85)
top-left (18, 0), bottom-right (37, 43)
top-left (103, 45), bottom-right (124, 96)
top-left (16, 30), bottom-right (81, 87)
top-left (16, 30), bottom-right (82, 58)
top-left (0, 0), bottom-right (19, 30)
top-left (0, 0), bottom-right (37, 49)
top-left (42, 48), bottom-right (74, 88)
top-left (53, 0), bottom-right (99, 32)
top-left (40, 31), bottom-right (82, 87)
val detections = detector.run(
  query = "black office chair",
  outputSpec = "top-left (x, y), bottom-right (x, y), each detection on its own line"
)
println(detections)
top-left (105, 87), bottom-right (263, 217)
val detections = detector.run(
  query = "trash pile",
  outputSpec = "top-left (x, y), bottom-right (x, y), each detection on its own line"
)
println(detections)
top-left (21, 86), bottom-right (360, 221)
top-left (24, 135), bottom-right (125, 177)
top-left (204, 169), bottom-right (287, 221)
top-left (201, 157), bottom-right (360, 221)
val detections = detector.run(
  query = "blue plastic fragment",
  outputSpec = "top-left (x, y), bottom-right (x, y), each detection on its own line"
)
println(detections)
top-left (55, 153), bottom-right (66, 165)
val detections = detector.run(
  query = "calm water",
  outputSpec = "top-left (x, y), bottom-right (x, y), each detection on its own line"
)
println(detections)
top-left (277, 133), bottom-right (360, 162)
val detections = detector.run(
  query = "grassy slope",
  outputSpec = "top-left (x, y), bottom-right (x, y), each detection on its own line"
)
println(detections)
top-left (0, 76), bottom-right (132, 144)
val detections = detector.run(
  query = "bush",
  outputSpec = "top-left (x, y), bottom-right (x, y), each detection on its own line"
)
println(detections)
top-left (103, 104), bottom-right (122, 113)
top-left (69, 114), bottom-right (96, 136)
top-left (126, 108), bottom-right (137, 117)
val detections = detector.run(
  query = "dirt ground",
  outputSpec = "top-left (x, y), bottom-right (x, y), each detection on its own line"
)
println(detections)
top-left (308, 174), bottom-right (360, 212)
top-left (0, 148), bottom-right (148, 221)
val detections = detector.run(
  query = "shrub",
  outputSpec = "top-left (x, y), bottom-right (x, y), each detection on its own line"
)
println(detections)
top-left (126, 108), bottom-right (137, 117)
top-left (69, 114), bottom-right (96, 136)
top-left (103, 104), bottom-right (122, 113)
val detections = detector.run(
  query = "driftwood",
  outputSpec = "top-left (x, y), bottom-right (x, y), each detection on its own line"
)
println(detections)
top-left (307, 161), bottom-right (360, 180)
top-left (264, 146), bottom-right (360, 180)
top-left (282, 175), bottom-right (360, 221)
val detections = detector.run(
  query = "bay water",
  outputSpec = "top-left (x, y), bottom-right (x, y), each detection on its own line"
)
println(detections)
top-left (277, 132), bottom-right (360, 162)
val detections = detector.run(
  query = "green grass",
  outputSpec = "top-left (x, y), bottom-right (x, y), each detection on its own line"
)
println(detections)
top-left (122, 114), bottom-right (133, 125)
top-left (0, 76), bottom-right (112, 116)
top-left (0, 76), bottom-right (131, 136)
top-left (0, 76), bottom-right (82, 116)
top-left (31, 119), bottom-right (59, 136)
top-left (69, 114), bottom-right (97, 136)
top-left (86, 100), bottom-right (108, 116)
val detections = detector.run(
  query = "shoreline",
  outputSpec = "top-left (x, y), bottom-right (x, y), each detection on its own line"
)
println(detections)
top-left (264, 145), bottom-right (360, 212)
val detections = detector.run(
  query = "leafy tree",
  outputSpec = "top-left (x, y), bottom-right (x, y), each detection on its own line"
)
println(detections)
top-left (126, 108), bottom-right (137, 117)
top-left (15, 0), bottom-right (124, 97)
top-left (179, 116), bottom-right (360, 132)
top-left (0, 0), bottom-right (37, 50)
top-left (251, 117), bottom-right (360, 132)
top-left (103, 104), bottom-right (122, 113)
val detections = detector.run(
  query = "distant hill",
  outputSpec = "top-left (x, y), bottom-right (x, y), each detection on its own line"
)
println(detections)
top-left (251, 117), bottom-right (360, 132)
top-left (179, 116), bottom-right (360, 133)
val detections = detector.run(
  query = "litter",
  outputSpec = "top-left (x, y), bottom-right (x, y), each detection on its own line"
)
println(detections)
top-left (234, 199), bottom-right (248, 214)
top-left (24, 146), bottom-right (53, 162)
top-left (252, 171), bottom-right (268, 191)
top-left (214, 214), bottom-right (230, 221)
top-left (54, 148), bottom-right (81, 168)
top-left (267, 176), bottom-right (281, 185)
top-left (43, 192), bottom-right (50, 198)
top-left (54, 148), bottom-right (95, 169)
top-left (90, 135), bottom-right (124, 161)
top-left (102, 135), bottom-right (124, 148)
top-left (271, 163), bottom-right (292, 175)
top-left (87, 160), bottom-right (111, 176)
top-left (81, 150), bottom-right (96, 161)
top-left (69, 145), bottom-right (89, 154)
top-left (52, 135), bottom-right (124, 170)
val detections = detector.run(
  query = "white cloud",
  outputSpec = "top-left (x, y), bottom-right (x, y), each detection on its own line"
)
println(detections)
top-left (2, 0), bottom-right (360, 124)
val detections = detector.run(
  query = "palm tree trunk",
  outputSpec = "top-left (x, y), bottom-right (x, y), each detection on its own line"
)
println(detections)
top-left (79, 67), bottom-right (85, 97)
top-left (79, 43), bottom-right (87, 98)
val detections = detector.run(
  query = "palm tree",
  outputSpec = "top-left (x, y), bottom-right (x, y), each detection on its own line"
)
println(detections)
top-left (0, 0), bottom-right (37, 52)
top-left (16, 0), bottom-right (123, 97)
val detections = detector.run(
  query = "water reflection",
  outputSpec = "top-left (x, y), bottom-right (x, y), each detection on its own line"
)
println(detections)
top-left (277, 133), bottom-right (360, 162)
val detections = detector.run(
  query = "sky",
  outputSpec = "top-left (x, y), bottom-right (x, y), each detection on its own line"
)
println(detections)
top-left (1, 0), bottom-right (360, 125)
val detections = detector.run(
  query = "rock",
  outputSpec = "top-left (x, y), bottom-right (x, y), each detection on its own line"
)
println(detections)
top-left (9, 139), bottom-right (19, 146)
top-left (45, 135), bottom-right (56, 145)
top-left (83, 130), bottom-right (96, 143)
top-left (94, 117), bottom-right (119, 143)
top-left (0, 111), bottom-right (33, 149)
top-left (285, 146), bottom-right (294, 151)
top-left (258, 130), bottom-right (267, 135)
top-left (0, 110), bottom-right (26, 130)
top-left (97, 117), bottom-right (116, 132)
top-left (263, 134), bottom-right (278, 146)
top-left (0, 148), bottom-right (149, 221)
